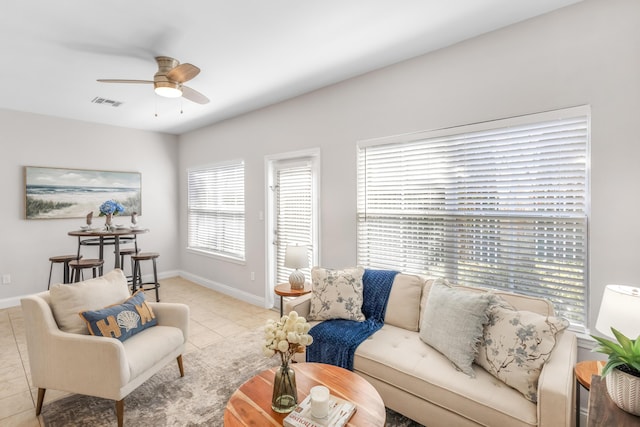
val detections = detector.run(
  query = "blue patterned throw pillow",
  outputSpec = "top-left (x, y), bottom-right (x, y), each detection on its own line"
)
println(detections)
top-left (79, 291), bottom-right (157, 342)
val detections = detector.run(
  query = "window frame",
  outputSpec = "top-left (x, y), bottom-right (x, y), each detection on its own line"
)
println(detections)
top-left (186, 159), bottom-right (246, 263)
top-left (357, 106), bottom-right (590, 329)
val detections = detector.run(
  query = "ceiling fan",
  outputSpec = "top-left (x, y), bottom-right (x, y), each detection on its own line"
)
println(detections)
top-left (97, 56), bottom-right (210, 104)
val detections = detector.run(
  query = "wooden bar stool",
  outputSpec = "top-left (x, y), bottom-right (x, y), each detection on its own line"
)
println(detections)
top-left (115, 247), bottom-right (140, 283)
top-left (69, 259), bottom-right (104, 283)
top-left (48, 254), bottom-right (82, 289)
top-left (131, 252), bottom-right (160, 301)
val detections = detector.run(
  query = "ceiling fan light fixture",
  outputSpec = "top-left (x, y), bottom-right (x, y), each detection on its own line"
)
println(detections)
top-left (154, 81), bottom-right (182, 98)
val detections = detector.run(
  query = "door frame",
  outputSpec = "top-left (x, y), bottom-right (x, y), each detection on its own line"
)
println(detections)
top-left (264, 148), bottom-right (320, 309)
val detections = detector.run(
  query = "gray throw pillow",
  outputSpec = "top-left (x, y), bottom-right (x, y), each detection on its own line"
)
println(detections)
top-left (419, 281), bottom-right (493, 377)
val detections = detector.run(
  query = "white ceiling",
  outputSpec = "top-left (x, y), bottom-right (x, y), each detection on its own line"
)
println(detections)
top-left (0, 0), bottom-right (581, 135)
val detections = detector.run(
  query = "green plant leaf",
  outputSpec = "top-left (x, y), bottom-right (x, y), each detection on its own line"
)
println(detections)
top-left (591, 328), bottom-right (640, 377)
top-left (612, 328), bottom-right (634, 353)
top-left (601, 360), bottom-right (626, 377)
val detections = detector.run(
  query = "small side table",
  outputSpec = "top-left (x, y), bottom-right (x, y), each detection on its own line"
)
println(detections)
top-left (575, 360), bottom-right (604, 427)
top-left (274, 283), bottom-right (311, 317)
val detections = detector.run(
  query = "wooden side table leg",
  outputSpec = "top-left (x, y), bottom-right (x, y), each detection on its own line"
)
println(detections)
top-left (280, 295), bottom-right (284, 317)
top-left (576, 379), bottom-right (581, 427)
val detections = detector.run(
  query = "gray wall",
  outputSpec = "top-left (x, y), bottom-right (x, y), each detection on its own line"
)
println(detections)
top-left (179, 0), bottom-right (640, 337)
top-left (0, 109), bottom-right (180, 305)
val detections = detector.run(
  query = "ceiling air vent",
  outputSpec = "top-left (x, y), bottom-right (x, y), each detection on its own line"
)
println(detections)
top-left (91, 97), bottom-right (123, 107)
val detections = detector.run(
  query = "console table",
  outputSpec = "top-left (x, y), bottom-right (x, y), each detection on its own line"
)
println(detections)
top-left (587, 375), bottom-right (640, 426)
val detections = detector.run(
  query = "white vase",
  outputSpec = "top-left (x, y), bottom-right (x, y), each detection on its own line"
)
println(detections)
top-left (605, 367), bottom-right (640, 416)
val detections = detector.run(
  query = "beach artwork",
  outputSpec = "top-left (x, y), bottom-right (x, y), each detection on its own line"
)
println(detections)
top-left (25, 166), bottom-right (141, 219)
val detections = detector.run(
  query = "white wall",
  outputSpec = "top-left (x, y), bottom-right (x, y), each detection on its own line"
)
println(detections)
top-left (179, 0), bottom-right (640, 336)
top-left (0, 109), bottom-right (180, 306)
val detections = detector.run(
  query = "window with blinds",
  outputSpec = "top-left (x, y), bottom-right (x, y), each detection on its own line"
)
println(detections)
top-left (187, 161), bottom-right (245, 261)
top-left (357, 107), bottom-right (589, 327)
top-left (274, 161), bottom-right (313, 284)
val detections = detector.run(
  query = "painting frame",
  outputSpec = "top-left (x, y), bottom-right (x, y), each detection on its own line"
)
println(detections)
top-left (24, 166), bottom-right (142, 220)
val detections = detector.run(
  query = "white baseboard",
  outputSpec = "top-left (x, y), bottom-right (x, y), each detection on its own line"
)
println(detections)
top-left (0, 296), bottom-right (22, 310)
top-left (177, 270), bottom-right (267, 308)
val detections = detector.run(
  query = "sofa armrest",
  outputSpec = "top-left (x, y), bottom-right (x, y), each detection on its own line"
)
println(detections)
top-left (21, 296), bottom-right (129, 398)
top-left (284, 293), bottom-right (312, 318)
top-left (148, 302), bottom-right (189, 343)
top-left (537, 330), bottom-right (577, 427)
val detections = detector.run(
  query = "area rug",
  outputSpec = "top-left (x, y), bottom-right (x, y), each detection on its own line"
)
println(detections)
top-left (41, 327), bottom-right (424, 426)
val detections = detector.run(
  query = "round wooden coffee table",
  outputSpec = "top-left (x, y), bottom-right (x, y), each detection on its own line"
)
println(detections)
top-left (224, 362), bottom-right (386, 426)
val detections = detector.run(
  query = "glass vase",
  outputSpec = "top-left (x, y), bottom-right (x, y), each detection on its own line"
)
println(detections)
top-left (105, 213), bottom-right (113, 231)
top-left (271, 362), bottom-right (297, 413)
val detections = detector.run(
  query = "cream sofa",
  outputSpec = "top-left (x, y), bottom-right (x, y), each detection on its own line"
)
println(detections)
top-left (285, 273), bottom-right (577, 427)
top-left (21, 269), bottom-right (189, 427)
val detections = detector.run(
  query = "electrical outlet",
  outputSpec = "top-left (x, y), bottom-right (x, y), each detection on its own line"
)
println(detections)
top-left (2, 274), bottom-right (10, 285)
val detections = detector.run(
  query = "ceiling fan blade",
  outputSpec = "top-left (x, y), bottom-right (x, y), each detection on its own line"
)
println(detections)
top-left (97, 79), bottom-right (154, 84)
top-left (182, 86), bottom-right (209, 104)
top-left (166, 63), bottom-right (200, 83)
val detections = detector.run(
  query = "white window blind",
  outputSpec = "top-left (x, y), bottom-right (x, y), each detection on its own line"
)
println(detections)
top-left (187, 161), bottom-right (245, 261)
top-left (357, 107), bottom-right (589, 326)
top-left (275, 162), bottom-right (313, 284)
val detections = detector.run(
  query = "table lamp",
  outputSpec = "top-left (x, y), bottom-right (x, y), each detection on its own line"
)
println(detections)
top-left (595, 284), bottom-right (640, 339)
top-left (284, 244), bottom-right (308, 290)
top-left (594, 284), bottom-right (640, 416)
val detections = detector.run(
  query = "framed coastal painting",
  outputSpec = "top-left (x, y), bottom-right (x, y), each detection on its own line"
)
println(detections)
top-left (24, 166), bottom-right (141, 219)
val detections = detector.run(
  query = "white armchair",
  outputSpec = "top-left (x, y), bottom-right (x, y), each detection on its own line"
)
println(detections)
top-left (21, 270), bottom-right (189, 427)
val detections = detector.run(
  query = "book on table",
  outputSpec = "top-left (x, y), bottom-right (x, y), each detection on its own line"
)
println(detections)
top-left (283, 394), bottom-right (356, 427)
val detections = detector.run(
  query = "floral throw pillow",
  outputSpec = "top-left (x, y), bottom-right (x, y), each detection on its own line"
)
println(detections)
top-left (308, 266), bottom-right (365, 321)
top-left (475, 299), bottom-right (569, 402)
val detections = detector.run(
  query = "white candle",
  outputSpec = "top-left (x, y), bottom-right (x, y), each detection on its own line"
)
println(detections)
top-left (310, 385), bottom-right (330, 418)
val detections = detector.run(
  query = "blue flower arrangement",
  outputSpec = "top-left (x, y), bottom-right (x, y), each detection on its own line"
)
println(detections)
top-left (99, 199), bottom-right (125, 216)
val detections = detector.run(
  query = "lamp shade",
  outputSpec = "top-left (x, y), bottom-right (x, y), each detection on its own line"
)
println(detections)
top-left (595, 284), bottom-right (640, 339)
top-left (284, 244), bottom-right (309, 270)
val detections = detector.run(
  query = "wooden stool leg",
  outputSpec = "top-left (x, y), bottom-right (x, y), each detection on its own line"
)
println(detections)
top-left (152, 257), bottom-right (159, 302)
top-left (132, 260), bottom-right (140, 293)
top-left (47, 262), bottom-right (54, 290)
top-left (62, 260), bottom-right (70, 284)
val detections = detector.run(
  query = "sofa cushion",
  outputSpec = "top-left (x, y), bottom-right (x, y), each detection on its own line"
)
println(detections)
top-left (79, 291), bottom-right (157, 342)
top-left (49, 269), bottom-right (131, 334)
top-left (419, 281), bottom-right (493, 377)
top-left (475, 299), bottom-right (569, 402)
top-left (385, 273), bottom-right (424, 331)
top-left (308, 266), bottom-right (365, 321)
top-left (355, 324), bottom-right (537, 427)
top-left (123, 325), bottom-right (185, 380)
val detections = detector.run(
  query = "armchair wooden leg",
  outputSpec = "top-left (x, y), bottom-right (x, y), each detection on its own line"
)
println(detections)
top-left (115, 399), bottom-right (124, 427)
top-left (36, 388), bottom-right (46, 415)
top-left (177, 354), bottom-right (184, 377)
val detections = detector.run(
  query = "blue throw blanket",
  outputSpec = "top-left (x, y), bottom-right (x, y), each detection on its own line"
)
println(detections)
top-left (306, 269), bottom-right (399, 370)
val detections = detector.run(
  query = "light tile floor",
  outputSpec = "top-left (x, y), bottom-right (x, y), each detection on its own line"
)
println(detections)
top-left (0, 276), bottom-right (279, 426)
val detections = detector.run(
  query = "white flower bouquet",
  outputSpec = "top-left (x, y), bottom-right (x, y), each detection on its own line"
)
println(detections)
top-left (263, 311), bottom-right (313, 365)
